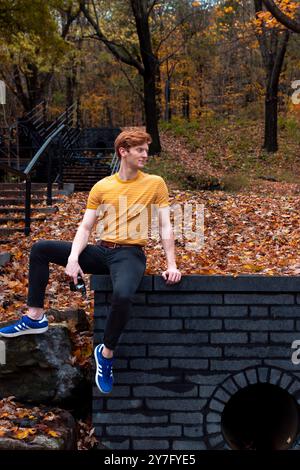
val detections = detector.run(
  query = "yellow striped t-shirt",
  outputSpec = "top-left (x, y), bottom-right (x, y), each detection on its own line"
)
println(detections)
top-left (86, 169), bottom-right (169, 246)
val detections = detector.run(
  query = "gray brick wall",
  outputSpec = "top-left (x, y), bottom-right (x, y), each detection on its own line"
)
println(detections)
top-left (91, 275), bottom-right (300, 450)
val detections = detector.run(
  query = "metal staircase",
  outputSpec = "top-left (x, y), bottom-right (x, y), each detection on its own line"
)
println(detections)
top-left (0, 103), bottom-right (78, 241)
top-left (0, 103), bottom-right (121, 241)
top-left (61, 127), bottom-right (121, 190)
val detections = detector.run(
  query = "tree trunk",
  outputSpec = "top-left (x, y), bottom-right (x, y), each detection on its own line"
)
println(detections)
top-left (264, 87), bottom-right (278, 152)
top-left (197, 64), bottom-right (204, 115)
top-left (182, 80), bottom-right (190, 121)
top-left (80, 0), bottom-right (161, 154)
top-left (105, 103), bottom-right (113, 127)
top-left (66, 64), bottom-right (77, 109)
top-left (143, 64), bottom-right (161, 153)
top-left (164, 77), bottom-right (171, 121)
top-left (254, 0), bottom-right (290, 153)
top-left (130, 0), bottom-right (161, 155)
top-left (155, 62), bottom-right (162, 122)
top-left (263, 30), bottom-right (289, 152)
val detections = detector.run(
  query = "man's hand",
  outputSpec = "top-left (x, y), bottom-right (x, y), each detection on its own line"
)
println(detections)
top-left (65, 256), bottom-right (84, 285)
top-left (162, 267), bottom-right (182, 285)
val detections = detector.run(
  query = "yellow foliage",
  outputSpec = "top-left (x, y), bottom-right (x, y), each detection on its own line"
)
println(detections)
top-left (15, 428), bottom-right (36, 439)
top-left (47, 430), bottom-right (60, 438)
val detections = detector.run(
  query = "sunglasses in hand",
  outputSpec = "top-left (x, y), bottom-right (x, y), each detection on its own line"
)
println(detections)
top-left (69, 274), bottom-right (87, 299)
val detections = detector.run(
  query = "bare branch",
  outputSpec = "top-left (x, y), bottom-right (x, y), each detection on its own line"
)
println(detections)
top-left (158, 45), bottom-right (184, 65)
top-left (61, 7), bottom-right (81, 38)
top-left (79, 0), bottom-right (144, 74)
top-left (117, 58), bottom-right (144, 101)
top-left (154, 10), bottom-right (203, 55)
top-left (147, 0), bottom-right (160, 18)
top-left (91, 0), bottom-right (100, 29)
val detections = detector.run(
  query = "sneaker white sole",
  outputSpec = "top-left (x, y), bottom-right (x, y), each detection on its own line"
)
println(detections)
top-left (94, 345), bottom-right (113, 394)
top-left (0, 326), bottom-right (48, 337)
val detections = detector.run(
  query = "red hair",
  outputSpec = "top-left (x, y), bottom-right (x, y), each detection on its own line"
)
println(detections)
top-left (114, 130), bottom-right (152, 159)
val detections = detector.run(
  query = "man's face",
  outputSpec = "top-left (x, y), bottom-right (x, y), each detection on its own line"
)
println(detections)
top-left (119, 143), bottom-right (149, 168)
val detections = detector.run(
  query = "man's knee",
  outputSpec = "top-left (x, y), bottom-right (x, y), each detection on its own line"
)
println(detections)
top-left (30, 239), bottom-right (50, 256)
top-left (112, 290), bottom-right (133, 304)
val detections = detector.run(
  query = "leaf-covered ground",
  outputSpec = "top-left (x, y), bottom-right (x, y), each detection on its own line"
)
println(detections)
top-left (0, 396), bottom-right (97, 450)
top-left (1, 177), bottom-right (300, 323)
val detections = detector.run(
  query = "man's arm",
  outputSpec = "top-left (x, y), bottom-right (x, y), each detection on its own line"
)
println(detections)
top-left (65, 209), bottom-right (97, 284)
top-left (69, 209), bottom-right (97, 260)
top-left (158, 206), bottom-right (181, 284)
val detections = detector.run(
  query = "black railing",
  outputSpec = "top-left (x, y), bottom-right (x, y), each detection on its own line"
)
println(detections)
top-left (0, 102), bottom-right (120, 237)
top-left (0, 124), bottom-right (65, 235)
top-left (0, 100), bottom-right (79, 170)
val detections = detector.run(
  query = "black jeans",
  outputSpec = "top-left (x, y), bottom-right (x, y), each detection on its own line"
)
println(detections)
top-left (27, 239), bottom-right (147, 351)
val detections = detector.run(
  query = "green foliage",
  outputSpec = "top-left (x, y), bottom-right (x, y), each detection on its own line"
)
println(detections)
top-left (157, 110), bottom-right (300, 193)
top-left (278, 116), bottom-right (300, 144)
top-left (180, 171), bottom-right (221, 190)
top-left (0, 0), bottom-right (72, 76)
top-left (159, 116), bottom-right (200, 135)
top-left (219, 173), bottom-right (250, 192)
top-left (159, 117), bottom-right (201, 151)
top-left (145, 150), bottom-right (221, 190)
top-left (145, 150), bottom-right (185, 186)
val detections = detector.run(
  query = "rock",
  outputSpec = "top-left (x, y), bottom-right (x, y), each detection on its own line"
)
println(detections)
top-left (0, 325), bottom-right (87, 405)
top-left (46, 307), bottom-right (90, 332)
top-left (0, 252), bottom-right (10, 268)
top-left (0, 407), bottom-right (77, 450)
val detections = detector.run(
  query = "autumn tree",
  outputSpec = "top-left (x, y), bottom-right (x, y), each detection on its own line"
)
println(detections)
top-left (253, 0), bottom-right (290, 152)
top-left (262, 0), bottom-right (300, 32)
top-left (0, 0), bottom-right (79, 112)
top-left (79, 0), bottom-right (162, 153)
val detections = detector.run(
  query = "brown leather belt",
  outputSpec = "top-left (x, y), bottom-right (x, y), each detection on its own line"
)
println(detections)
top-left (96, 239), bottom-right (144, 250)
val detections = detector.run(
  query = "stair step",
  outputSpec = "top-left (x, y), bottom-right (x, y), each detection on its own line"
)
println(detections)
top-left (0, 216), bottom-right (47, 224)
top-left (0, 207), bottom-right (58, 213)
top-left (66, 179), bottom-right (96, 183)
top-left (64, 172), bottom-right (107, 174)
top-left (0, 183), bottom-right (60, 189)
top-left (63, 173), bottom-right (109, 176)
top-left (63, 172), bottom-right (108, 176)
top-left (0, 190), bottom-right (65, 197)
top-left (63, 164), bottom-right (110, 168)
top-left (0, 183), bottom-right (74, 194)
top-left (66, 166), bottom-right (109, 171)
top-left (0, 228), bottom-right (25, 235)
top-left (0, 198), bottom-right (65, 205)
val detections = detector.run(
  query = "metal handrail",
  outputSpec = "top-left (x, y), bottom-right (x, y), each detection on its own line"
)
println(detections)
top-left (23, 101), bottom-right (45, 120)
top-left (45, 102), bottom-right (76, 137)
top-left (110, 152), bottom-right (120, 174)
top-left (24, 124), bottom-right (65, 174)
top-left (67, 147), bottom-right (114, 151)
top-left (0, 123), bottom-right (66, 235)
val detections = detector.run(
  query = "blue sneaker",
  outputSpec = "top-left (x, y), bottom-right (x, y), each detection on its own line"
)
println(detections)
top-left (94, 343), bottom-right (114, 394)
top-left (0, 314), bottom-right (48, 337)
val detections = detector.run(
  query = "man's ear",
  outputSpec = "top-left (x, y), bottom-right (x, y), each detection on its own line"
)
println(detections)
top-left (119, 146), bottom-right (126, 158)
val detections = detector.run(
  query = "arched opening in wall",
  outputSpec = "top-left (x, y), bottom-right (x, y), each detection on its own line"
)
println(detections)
top-left (221, 383), bottom-right (300, 450)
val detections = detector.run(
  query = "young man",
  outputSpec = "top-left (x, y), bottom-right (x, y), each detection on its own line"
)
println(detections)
top-left (0, 129), bottom-right (181, 394)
